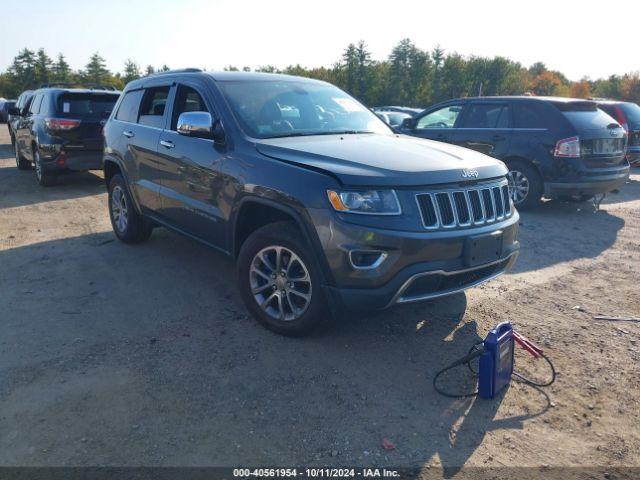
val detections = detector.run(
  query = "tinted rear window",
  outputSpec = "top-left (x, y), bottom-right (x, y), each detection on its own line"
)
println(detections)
top-left (57, 93), bottom-right (119, 117)
top-left (553, 101), bottom-right (618, 131)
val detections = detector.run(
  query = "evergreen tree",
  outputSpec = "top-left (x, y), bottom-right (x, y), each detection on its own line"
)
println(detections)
top-left (85, 52), bottom-right (110, 84)
top-left (8, 48), bottom-right (37, 89)
top-left (52, 54), bottom-right (71, 82)
top-left (123, 59), bottom-right (141, 83)
top-left (34, 48), bottom-right (53, 86)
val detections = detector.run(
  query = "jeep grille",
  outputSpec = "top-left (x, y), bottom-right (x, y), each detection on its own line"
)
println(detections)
top-left (415, 180), bottom-right (512, 230)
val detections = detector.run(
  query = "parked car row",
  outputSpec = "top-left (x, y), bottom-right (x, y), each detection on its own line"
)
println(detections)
top-left (8, 86), bottom-right (120, 185)
top-left (4, 72), bottom-right (633, 336)
top-left (397, 96), bottom-right (630, 208)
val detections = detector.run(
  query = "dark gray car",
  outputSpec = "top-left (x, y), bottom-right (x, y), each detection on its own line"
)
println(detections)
top-left (102, 70), bottom-right (520, 336)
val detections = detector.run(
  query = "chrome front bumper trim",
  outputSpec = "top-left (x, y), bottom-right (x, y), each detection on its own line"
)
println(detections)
top-left (387, 251), bottom-right (519, 307)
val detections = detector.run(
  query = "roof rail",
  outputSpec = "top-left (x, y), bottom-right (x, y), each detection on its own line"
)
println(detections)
top-left (144, 68), bottom-right (202, 78)
top-left (39, 82), bottom-right (119, 91)
top-left (39, 82), bottom-right (76, 88)
top-left (84, 84), bottom-right (119, 91)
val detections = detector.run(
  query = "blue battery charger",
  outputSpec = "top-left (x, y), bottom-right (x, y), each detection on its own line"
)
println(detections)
top-left (478, 321), bottom-right (515, 399)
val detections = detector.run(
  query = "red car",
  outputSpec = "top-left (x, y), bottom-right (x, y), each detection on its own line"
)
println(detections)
top-left (596, 100), bottom-right (640, 166)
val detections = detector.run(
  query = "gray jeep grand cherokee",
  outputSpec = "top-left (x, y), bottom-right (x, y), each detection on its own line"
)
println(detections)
top-left (102, 70), bottom-right (520, 335)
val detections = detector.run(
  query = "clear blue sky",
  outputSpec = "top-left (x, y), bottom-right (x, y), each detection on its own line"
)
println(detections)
top-left (2, 0), bottom-right (638, 80)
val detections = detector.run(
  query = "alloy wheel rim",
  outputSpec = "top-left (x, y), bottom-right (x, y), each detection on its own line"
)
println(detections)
top-left (249, 245), bottom-right (312, 322)
top-left (111, 186), bottom-right (129, 233)
top-left (507, 169), bottom-right (529, 205)
top-left (15, 143), bottom-right (20, 168)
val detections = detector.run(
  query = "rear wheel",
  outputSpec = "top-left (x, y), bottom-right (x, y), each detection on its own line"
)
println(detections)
top-left (14, 141), bottom-right (31, 170)
top-left (34, 149), bottom-right (56, 186)
top-left (237, 221), bottom-right (329, 336)
top-left (506, 160), bottom-right (542, 210)
top-left (108, 174), bottom-right (153, 243)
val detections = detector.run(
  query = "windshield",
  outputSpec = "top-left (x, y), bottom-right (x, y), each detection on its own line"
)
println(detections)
top-left (621, 103), bottom-right (640, 129)
top-left (217, 80), bottom-right (391, 139)
top-left (57, 93), bottom-right (120, 117)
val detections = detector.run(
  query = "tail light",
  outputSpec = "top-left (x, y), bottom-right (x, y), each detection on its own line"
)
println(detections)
top-left (554, 136), bottom-right (581, 158)
top-left (44, 118), bottom-right (81, 131)
top-left (56, 151), bottom-right (67, 167)
top-left (613, 106), bottom-right (628, 132)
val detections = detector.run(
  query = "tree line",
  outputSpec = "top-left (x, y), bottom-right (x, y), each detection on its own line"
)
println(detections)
top-left (1, 39), bottom-right (639, 108)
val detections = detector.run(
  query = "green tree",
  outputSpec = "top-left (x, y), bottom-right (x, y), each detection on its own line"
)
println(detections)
top-left (8, 48), bottom-right (37, 91)
top-left (387, 39), bottom-right (432, 107)
top-left (123, 59), bottom-right (141, 83)
top-left (84, 52), bottom-right (110, 84)
top-left (52, 54), bottom-right (71, 83)
top-left (34, 48), bottom-right (53, 86)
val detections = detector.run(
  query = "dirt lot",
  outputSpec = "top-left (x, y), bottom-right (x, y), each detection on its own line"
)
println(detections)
top-left (1, 126), bottom-right (639, 474)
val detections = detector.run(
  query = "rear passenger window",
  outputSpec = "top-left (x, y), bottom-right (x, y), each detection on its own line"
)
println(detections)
top-left (29, 95), bottom-right (43, 114)
top-left (115, 90), bottom-right (144, 123)
top-left (513, 103), bottom-right (546, 128)
top-left (139, 87), bottom-right (170, 128)
top-left (171, 85), bottom-right (209, 130)
top-left (462, 104), bottom-right (510, 128)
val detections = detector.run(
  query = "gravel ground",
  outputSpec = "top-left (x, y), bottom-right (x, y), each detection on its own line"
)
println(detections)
top-left (1, 127), bottom-right (639, 474)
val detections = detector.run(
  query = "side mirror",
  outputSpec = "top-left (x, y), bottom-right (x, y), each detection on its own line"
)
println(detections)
top-left (8, 107), bottom-right (20, 116)
top-left (401, 117), bottom-right (416, 129)
top-left (177, 111), bottom-right (213, 139)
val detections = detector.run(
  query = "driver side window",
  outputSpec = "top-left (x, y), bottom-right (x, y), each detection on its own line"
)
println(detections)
top-left (416, 105), bottom-right (463, 129)
top-left (171, 85), bottom-right (210, 130)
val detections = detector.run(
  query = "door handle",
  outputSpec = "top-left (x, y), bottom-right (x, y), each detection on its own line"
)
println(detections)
top-left (160, 140), bottom-right (175, 149)
top-left (492, 135), bottom-right (506, 141)
top-left (123, 130), bottom-right (134, 138)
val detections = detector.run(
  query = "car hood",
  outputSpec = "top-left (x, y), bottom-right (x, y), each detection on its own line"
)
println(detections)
top-left (255, 134), bottom-right (507, 186)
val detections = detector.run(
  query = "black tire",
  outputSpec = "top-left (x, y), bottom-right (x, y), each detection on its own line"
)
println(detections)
top-left (237, 221), bottom-right (330, 336)
top-left (33, 149), bottom-right (56, 186)
top-left (506, 160), bottom-right (543, 210)
top-left (108, 174), bottom-right (153, 244)
top-left (14, 140), bottom-right (32, 170)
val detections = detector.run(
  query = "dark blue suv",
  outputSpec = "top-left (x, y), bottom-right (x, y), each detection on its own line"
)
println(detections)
top-left (12, 87), bottom-right (120, 185)
top-left (400, 96), bottom-right (629, 208)
top-left (103, 70), bottom-right (520, 335)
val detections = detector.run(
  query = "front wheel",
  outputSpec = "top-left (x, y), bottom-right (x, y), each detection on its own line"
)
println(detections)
top-left (237, 221), bottom-right (330, 336)
top-left (108, 174), bottom-right (153, 243)
top-left (506, 160), bottom-right (542, 210)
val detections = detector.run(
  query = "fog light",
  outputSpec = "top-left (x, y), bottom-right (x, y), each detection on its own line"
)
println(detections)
top-left (349, 250), bottom-right (387, 269)
top-left (56, 151), bottom-right (67, 167)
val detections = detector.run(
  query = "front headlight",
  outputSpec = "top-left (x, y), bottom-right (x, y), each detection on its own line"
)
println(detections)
top-left (327, 189), bottom-right (401, 215)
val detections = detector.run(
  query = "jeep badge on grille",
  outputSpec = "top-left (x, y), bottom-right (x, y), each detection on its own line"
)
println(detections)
top-left (462, 169), bottom-right (479, 178)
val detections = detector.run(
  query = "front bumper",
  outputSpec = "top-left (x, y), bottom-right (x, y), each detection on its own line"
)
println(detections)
top-left (326, 250), bottom-right (518, 310)
top-left (313, 210), bottom-right (520, 311)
